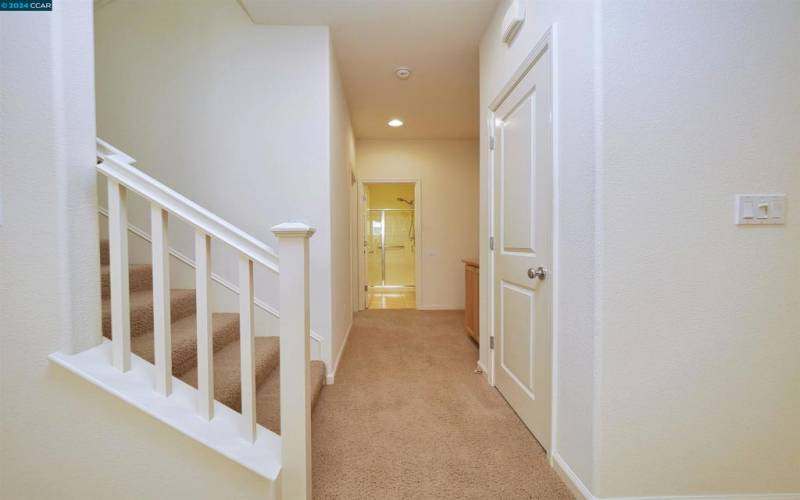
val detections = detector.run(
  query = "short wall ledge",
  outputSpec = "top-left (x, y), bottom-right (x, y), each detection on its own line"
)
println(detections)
top-left (49, 340), bottom-right (282, 481)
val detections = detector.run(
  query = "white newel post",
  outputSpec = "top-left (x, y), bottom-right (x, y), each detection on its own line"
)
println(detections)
top-left (271, 222), bottom-right (315, 500)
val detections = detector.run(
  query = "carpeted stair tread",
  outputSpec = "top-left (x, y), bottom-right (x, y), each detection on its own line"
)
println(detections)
top-left (179, 336), bottom-right (280, 412)
top-left (131, 312), bottom-right (240, 377)
top-left (102, 288), bottom-right (196, 339)
top-left (256, 360), bottom-right (326, 434)
top-left (97, 241), bottom-right (328, 429)
top-left (100, 264), bottom-right (153, 299)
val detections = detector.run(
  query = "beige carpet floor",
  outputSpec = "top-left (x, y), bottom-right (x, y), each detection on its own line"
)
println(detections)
top-left (311, 309), bottom-right (573, 499)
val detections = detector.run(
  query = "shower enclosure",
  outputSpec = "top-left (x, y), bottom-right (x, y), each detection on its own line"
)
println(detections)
top-left (366, 207), bottom-right (415, 287)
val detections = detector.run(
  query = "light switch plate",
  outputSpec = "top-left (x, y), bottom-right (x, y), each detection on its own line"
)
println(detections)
top-left (735, 194), bottom-right (786, 225)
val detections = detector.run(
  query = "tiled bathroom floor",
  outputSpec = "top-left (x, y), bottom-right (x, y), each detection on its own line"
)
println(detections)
top-left (367, 289), bottom-right (416, 309)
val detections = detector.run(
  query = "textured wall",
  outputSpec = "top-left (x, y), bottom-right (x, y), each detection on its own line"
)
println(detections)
top-left (0, 4), bottom-right (275, 499)
top-left (329, 36), bottom-right (356, 376)
top-left (94, 0), bottom-right (341, 368)
top-left (356, 139), bottom-right (480, 309)
top-left (595, 0), bottom-right (800, 496)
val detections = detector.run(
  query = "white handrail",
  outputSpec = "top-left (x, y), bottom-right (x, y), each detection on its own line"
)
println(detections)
top-left (95, 138), bottom-right (315, 497)
top-left (96, 138), bottom-right (279, 274)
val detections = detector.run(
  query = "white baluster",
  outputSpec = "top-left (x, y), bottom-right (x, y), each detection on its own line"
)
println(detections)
top-left (108, 179), bottom-right (131, 371)
top-left (239, 255), bottom-right (256, 442)
top-left (151, 204), bottom-right (172, 395)
top-left (195, 230), bottom-right (214, 419)
top-left (272, 222), bottom-right (315, 500)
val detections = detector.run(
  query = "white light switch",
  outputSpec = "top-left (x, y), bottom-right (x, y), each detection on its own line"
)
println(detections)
top-left (742, 201), bottom-right (754, 219)
top-left (736, 194), bottom-right (786, 225)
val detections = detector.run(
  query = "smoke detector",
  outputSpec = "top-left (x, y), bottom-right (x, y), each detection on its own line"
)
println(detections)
top-left (395, 67), bottom-right (412, 80)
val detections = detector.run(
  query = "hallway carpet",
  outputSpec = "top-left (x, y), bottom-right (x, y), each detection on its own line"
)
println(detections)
top-left (311, 309), bottom-right (573, 499)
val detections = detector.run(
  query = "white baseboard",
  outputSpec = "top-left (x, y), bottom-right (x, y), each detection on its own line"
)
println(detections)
top-left (326, 321), bottom-right (353, 384)
top-left (553, 453), bottom-right (595, 500)
top-left (476, 360), bottom-right (489, 382)
top-left (551, 453), bottom-right (800, 500)
top-left (609, 495), bottom-right (800, 500)
top-left (416, 305), bottom-right (463, 311)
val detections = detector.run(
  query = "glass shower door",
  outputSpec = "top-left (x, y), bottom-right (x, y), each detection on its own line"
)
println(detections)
top-left (383, 210), bottom-right (415, 286)
top-left (366, 209), bottom-right (415, 287)
top-left (366, 210), bottom-right (383, 287)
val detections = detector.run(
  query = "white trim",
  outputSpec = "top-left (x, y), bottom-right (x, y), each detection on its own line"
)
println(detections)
top-left (49, 340), bottom-right (281, 481)
top-left (97, 208), bottom-right (326, 363)
top-left (487, 112), bottom-right (497, 388)
top-left (549, 22), bottom-right (561, 466)
top-left (326, 321), bottom-right (353, 384)
top-left (357, 178), bottom-right (422, 310)
top-left (552, 453), bottom-right (800, 500)
top-left (487, 25), bottom-right (559, 459)
top-left (96, 139), bottom-right (279, 274)
top-left (610, 495), bottom-right (800, 500)
top-left (553, 453), bottom-right (594, 500)
top-left (476, 360), bottom-right (489, 382)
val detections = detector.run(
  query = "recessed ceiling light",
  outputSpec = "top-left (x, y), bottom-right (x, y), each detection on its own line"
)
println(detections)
top-left (387, 119), bottom-right (404, 128)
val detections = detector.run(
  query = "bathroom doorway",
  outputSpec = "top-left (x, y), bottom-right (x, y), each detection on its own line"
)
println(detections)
top-left (358, 180), bottom-right (421, 310)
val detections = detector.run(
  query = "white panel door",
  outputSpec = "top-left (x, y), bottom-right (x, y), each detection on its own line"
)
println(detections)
top-left (493, 45), bottom-right (553, 450)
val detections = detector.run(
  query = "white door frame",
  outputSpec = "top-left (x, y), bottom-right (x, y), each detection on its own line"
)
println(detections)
top-left (357, 178), bottom-right (422, 310)
top-left (487, 25), bottom-right (559, 461)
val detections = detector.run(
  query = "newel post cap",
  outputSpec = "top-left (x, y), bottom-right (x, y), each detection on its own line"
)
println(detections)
top-left (271, 221), bottom-right (316, 238)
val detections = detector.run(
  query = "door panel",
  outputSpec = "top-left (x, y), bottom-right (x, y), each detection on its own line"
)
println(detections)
top-left (493, 42), bottom-right (552, 450)
top-left (500, 281), bottom-right (535, 395)
top-left (502, 92), bottom-right (536, 255)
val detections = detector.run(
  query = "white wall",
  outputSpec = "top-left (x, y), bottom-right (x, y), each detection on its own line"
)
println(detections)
top-left (329, 41), bottom-right (356, 376)
top-left (595, 1), bottom-right (800, 496)
top-left (480, 0), bottom-right (598, 492)
top-left (482, 0), bottom-right (800, 497)
top-left (356, 140), bottom-right (479, 310)
top-left (0, 4), bottom-right (275, 499)
top-left (94, 0), bottom-right (348, 371)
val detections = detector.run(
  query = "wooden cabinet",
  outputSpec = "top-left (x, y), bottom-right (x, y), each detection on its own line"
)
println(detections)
top-left (463, 259), bottom-right (479, 344)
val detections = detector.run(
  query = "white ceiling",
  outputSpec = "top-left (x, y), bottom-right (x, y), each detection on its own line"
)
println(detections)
top-left (240, 0), bottom-right (500, 139)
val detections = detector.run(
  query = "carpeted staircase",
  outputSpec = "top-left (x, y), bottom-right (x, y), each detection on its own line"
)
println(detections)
top-left (99, 239), bottom-right (326, 433)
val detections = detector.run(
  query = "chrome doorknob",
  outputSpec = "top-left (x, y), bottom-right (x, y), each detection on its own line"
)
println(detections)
top-left (528, 267), bottom-right (547, 280)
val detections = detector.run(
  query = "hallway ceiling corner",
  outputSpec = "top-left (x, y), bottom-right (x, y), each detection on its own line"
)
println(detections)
top-left (239, 0), bottom-right (500, 140)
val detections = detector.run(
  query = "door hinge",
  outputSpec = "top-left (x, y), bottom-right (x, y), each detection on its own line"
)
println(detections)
top-left (489, 135), bottom-right (495, 150)
top-left (489, 236), bottom-right (494, 250)
top-left (364, 285), bottom-right (368, 292)
top-left (490, 336), bottom-right (495, 349)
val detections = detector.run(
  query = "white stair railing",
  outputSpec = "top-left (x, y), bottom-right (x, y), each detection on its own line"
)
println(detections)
top-left (96, 138), bottom-right (314, 499)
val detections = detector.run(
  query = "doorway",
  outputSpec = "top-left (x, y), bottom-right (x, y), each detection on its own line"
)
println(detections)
top-left (358, 181), bottom-right (421, 310)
